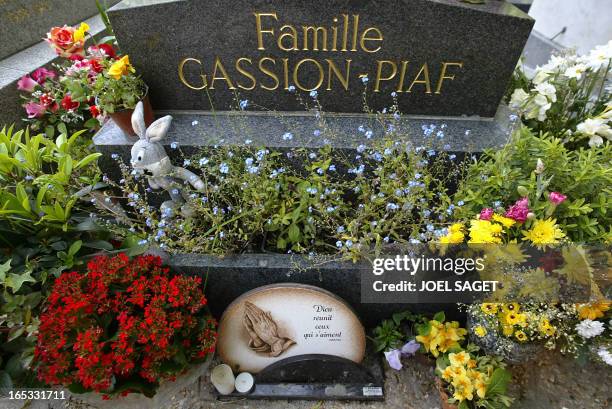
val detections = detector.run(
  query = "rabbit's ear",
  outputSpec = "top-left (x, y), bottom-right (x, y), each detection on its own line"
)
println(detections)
top-left (131, 101), bottom-right (146, 140)
top-left (145, 115), bottom-right (173, 142)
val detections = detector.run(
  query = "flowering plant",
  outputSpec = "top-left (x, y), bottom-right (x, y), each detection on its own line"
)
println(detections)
top-left (510, 41), bottom-right (611, 148)
top-left (91, 54), bottom-right (147, 114)
top-left (435, 347), bottom-right (512, 408)
top-left (575, 301), bottom-right (612, 367)
top-left (466, 303), bottom-right (582, 355)
top-left (17, 23), bottom-right (119, 135)
top-left (34, 253), bottom-right (216, 397)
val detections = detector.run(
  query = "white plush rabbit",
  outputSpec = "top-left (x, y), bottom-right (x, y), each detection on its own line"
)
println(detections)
top-left (130, 101), bottom-right (205, 217)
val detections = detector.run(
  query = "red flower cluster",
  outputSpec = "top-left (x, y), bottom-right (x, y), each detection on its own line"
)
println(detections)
top-left (35, 253), bottom-right (217, 395)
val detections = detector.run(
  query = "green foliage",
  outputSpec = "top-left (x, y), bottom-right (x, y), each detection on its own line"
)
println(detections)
top-left (455, 126), bottom-right (612, 243)
top-left (0, 125), bottom-right (109, 387)
top-left (91, 59), bottom-right (147, 113)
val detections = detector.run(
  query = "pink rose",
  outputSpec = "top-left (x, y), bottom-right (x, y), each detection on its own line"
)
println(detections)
top-left (31, 67), bottom-right (57, 84)
top-left (505, 197), bottom-right (529, 223)
top-left (17, 75), bottom-right (38, 92)
top-left (479, 207), bottom-right (494, 220)
top-left (549, 192), bottom-right (567, 205)
top-left (25, 101), bottom-right (46, 118)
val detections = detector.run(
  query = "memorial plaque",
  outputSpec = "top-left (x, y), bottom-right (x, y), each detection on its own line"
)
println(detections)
top-left (107, 0), bottom-right (533, 117)
top-left (217, 284), bottom-right (366, 373)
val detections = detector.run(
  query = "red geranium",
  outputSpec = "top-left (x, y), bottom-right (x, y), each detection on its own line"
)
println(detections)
top-left (35, 254), bottom-right (217, 397)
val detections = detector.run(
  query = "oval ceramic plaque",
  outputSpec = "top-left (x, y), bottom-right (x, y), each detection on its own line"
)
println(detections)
top-left (217, 284), bottom-right (366, 373)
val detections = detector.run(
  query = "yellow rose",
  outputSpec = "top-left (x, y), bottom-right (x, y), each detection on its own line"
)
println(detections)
top-left (108, 55), bottom-right (135, 80)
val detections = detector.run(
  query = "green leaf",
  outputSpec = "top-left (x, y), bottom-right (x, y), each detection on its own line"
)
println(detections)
top-left (6, 269), bottom-right (36, 292)
top-left (0, 259), bottom-right (11, 282)
top-left (433, 311), bottom-right (445, 323)
top-left (75, 153), bottom-right (102, 170)
top-left (288, 223), bottom-right (300, 242)
top-left (0, 370), bottom-right (13, 390)
top-left (83, 240), bottom-right (114, 251)
top-left (486, 367), bottom-right (511, 397)
top-left (68, 240), bottom-right (82, 256)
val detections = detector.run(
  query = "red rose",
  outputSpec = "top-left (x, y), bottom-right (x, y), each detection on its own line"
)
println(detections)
top-left (45, 25), bottom-right (84, 58)
top-left (39, 93), bottom-right (54, 107)
top-left (98, 43), bottom-right (116, 59)
top-left (61, 94), bottom-right (80, 111)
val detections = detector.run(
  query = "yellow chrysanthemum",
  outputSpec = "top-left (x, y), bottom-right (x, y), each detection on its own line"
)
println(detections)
top-left (522, 218), bottom-right (565, 248)
top-left (108, 55), bottom-right (135, 80)
top-left (469, 219), bottom-right (503, 244)
top-left (502, 325), bottom-right (514, 336)
top-left (492, 213), bottom-right (516, 228)
top-left (480, 303), bottom-right (499, 315)
top-left (73, 22), bottom-right (90, 42)
top-left (515, 330), bottom-right (528, 342)
top-left (577, 302), bottom-right (611, 320)
top-left (473, 325), bottom-right (487, 338)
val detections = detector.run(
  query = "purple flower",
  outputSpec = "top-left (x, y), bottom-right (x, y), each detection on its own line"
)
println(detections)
top-left (384, 349), bottom-right (403, 370)
top-left (400, 340), bottom-right (420, 356)
top-left (505, 197), bottom-right (529, 223)
top-left (549, 191), bottom-right (567, 205)
top-left (479, 207), bottom-right (494, 221)
top-left (17, 75), bottom-right (38, 92)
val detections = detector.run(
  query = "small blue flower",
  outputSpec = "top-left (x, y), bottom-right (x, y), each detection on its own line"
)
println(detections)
top-left (183, 159), bottom-right (191, 166)
top-left (310, 90), bottom-right (318, 98)
top-left (288, 85), bottom-right (296, 92)
top-left (313, 129), bottom-right (321, 137)
top-left (328, 164), bottom-right (336, 171)
top-left (358, 125), bottom-right (365, 133)
top-left (239, 99), bottom-right (249, 110)
top-left (361, 75), bottom-right (369, 84)
top-left (170, 141), bottom-right (178, 149)
top-left (245, 157), bottom-right (254, 166)
top-left (391, 91), bottom-right (397, 97)
top-left (357, 144), bottom-right (366, 153)
top-left (337, 226), bottom-right (345, 233)
top-left (458, 200), bottom-right (464, 206)
top-left (365, 130), bottom-right (373, 139)
top-left (336, 240), bottom-right (343, 248)
top-left (111, 153), bottom-right (119, 160)
top-left (245, 138), bottom-right (253, 145)
top-left (309, 152), bottom-right (317, 159)
top-left (345, 240), bottom-right (353, 248)
top-left (219, 163), bottom-right (229, 174)
top-left (282, 132), bottom-right (293, 140)
top-left (199, 157), bottom-right (209, 166)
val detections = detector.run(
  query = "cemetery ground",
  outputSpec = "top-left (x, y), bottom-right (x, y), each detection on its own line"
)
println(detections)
top-left (7, 349), bottom-right (609, 409)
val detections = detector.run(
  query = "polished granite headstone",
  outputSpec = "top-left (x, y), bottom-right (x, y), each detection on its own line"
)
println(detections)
top-left (107, 0), bottom-right (533, 117)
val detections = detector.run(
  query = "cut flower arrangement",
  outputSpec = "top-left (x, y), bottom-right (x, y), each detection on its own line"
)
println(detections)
top-left (34, 253), bottom-right (217, 398)
top-left (17, 22), bottom-right (147, 136)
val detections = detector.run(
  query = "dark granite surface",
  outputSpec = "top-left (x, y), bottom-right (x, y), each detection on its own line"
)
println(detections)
top-left (169, 252), bottom-right (460, 327)
top-left (107, 0), bottom-right (533, 117)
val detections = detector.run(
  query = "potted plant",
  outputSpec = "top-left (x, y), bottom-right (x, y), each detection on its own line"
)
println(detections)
top-left (34, 253), bottom-right (217, 405)
top-left (92, 54), bottom-right (154, 136)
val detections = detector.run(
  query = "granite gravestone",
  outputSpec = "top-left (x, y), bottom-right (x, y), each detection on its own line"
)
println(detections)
top-left (107, 0), bottom-right (533, 117)
top-left (0, 0), bottom-right (120, 60)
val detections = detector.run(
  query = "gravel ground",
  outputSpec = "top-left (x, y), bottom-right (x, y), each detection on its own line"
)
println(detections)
top-left (3, 350), bottom-right (610, 409)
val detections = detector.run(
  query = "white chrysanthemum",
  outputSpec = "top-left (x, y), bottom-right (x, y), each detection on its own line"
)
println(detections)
top-left (597, 347), bottom-right (612, 366)
top-left (576, 319), bottom-right (605, 339)
top-left (563, 63), bottom-right (588, 80)
top-left (584, 40), bottom-right (612, 71)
